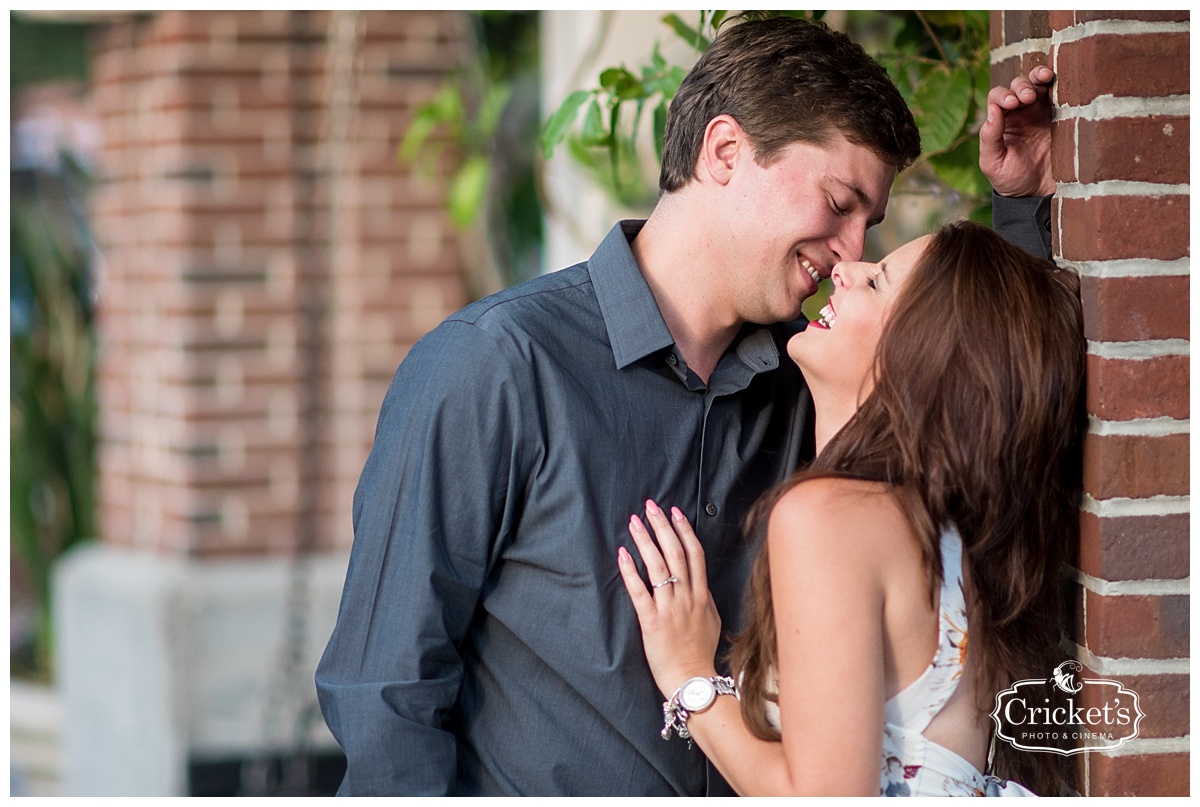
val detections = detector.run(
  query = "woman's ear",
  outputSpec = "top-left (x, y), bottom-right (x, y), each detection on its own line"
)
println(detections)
top-left (699, 114), bottom-right (746, 186)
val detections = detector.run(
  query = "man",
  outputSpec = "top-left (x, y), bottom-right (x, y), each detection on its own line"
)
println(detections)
top-left (316, 16), bottom-right (1053, 795)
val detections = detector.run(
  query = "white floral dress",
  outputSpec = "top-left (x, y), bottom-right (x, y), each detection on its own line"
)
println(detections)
top-left (879, 527), bottom-right (1036, 796)
top-left (766, 526), bottom-right (1035, 797)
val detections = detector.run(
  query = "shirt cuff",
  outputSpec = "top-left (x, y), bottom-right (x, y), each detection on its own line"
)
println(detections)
top-left (991, 191), bottom-right (1053, 261)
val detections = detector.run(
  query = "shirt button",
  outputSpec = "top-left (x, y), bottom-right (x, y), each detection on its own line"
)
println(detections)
top-left (666, 353), bottom-right (678, 366)
top-left (705, 502), bottom-right (718, 517)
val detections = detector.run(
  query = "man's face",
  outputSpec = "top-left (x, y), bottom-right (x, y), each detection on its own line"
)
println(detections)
top-left (721, 132), bottom-right (894, 325)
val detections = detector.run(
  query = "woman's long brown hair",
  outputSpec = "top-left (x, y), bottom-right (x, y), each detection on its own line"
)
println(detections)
top-left (729, 221), bottom-right (1086, 795)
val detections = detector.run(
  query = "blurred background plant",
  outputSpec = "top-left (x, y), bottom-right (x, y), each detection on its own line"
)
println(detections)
top-left (540, 10), bottom-right (992, 219)
top-left (398, 11), bottom-right (543, 296)
top-left (10, 11), bottom-right (98, 680)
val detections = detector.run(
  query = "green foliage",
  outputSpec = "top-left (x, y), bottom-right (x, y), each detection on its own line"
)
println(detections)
top-left (875, 9), bottom-right (992, 218)
top-left (540, 10), bottom-right (993, 219)
top-left (11, 160), bottom-right (97, 679)
top-left (10, 12), bottom-right (91, 89)
top-left (398, 11), bottom-right (542, 288)
top-left (538, 11), bottom-right (752, 198)
top-left (401, 80), bottom-right (514, 228)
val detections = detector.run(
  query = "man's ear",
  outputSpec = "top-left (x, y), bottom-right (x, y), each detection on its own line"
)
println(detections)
top-left (699, 115), bottom-right (746, 186)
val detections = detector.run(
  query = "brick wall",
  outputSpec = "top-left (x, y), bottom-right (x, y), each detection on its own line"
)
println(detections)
top-left (992, 11), bottom-right (1190, 797)
top-left (90, 10), bottom-right (471, 557)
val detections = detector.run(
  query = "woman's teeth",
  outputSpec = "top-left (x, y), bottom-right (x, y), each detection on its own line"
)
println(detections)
top-left (816, 304), bottom-right (836, 328)
top-left (801, 257), bottom-right (821, 286)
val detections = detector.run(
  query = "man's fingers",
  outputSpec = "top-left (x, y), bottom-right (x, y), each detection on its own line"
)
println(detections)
top-left (988, 83), bottom-right (1021, 110)
top-left (1029, 65), bottom-right (1055, 86)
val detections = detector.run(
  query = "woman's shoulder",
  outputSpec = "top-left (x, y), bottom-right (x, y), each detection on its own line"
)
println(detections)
top-left (770, 477), bottom-right (906, 531)
top-left (767, 477), bottom-right (916, 571)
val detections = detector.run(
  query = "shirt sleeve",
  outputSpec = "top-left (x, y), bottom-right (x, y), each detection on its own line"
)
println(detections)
top-left (992, 191), bottom-right (1053, 261)
top-left (315, 318), bottom-right (528, 795)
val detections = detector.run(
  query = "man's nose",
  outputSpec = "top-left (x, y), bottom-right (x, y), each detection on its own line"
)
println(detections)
top-left (830, 221), bottom-right (868, 264)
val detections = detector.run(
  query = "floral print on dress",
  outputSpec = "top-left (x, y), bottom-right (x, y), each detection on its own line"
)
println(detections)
top-left (879, 529), bottom-right (1036, 797)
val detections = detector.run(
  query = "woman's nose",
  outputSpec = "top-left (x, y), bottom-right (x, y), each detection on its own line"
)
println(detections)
top-left (830, 262), bottom-right (856, 287)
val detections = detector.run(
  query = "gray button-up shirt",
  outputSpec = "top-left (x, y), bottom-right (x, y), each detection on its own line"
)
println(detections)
top-left (316, 220), bottom-right (812, 795)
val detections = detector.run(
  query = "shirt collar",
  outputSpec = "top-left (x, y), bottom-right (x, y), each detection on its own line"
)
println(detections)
top-left (588, 220), bottom-right (675, 369)
top-left (588, 220), bottom-right (782, 376)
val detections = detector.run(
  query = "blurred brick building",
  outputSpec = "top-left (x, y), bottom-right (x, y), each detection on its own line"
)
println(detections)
top-left (55, 9), bottom-right (473, 795)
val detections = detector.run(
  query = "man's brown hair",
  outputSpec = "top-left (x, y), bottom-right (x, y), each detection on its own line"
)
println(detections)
top-left (659, 15), bottom-right (921, 192)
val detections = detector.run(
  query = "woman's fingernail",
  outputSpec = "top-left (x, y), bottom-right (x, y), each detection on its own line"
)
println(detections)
top-left (671, 506), bottom-right (686, 522)
top-left (630, 514), bottom-right (645, 531)
top-left (645, 500), bottom-right (661, 515)
top-left (618, 546), bottom-right (630, 563)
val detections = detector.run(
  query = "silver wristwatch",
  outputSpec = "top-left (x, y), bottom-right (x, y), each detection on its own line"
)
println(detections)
top-left (661, 675), bottom-right (738, 743)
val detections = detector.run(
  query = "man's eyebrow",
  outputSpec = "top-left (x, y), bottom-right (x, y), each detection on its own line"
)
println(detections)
top-left (831, 176), bottom-right (885, 227)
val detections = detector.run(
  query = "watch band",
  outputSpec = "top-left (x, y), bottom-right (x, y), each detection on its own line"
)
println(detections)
top-left (660, 675), bottom-right (738, 744)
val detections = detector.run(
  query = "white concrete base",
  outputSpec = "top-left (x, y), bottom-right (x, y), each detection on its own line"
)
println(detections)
top-left (53, 543), bottom-right (349, 796)
top-left (10, 680), bottom-right (63, 796)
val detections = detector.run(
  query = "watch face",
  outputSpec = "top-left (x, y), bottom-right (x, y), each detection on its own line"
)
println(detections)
top-left (680, 678), bottom-right (716, 712)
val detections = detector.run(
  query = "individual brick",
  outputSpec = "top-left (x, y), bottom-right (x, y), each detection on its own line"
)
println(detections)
top-left (1059, 195), bottom-right (1189, 262)
top-left (1079, 511), bottom-right (1190, 581)
top-left (1077, 116), bottom-right (1189, 185)
top-left (1086, 354), bottom-right (1189, 422)
top-left (1057, 33), bottom-right (1190, 107)
top-left (1082, 432), bottom-right (1190, 500)
top-left (1087, 752), bottom-right (1189, 797)
top-left (1079, 274), bottom-right (1189, 342)
top-left (1004, 10), bottom-right (1051, 43)
top-left (1084, 590), bottom-right (1190, 659)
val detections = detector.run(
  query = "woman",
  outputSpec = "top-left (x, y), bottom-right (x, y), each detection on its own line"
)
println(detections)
top-left (617, 221), bottom-right (1085, 796)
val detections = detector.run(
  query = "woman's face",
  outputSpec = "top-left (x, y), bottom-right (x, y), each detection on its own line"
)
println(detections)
top-left (787, 234), bottom-right (930, 399)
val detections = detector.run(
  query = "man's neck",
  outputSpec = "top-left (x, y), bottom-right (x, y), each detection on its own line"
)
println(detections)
top-left (629, 200), bottom-right (743, 384)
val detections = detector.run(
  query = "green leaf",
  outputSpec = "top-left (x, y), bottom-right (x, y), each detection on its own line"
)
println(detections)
top-left (910, 65), bottom-right (972, 154)
top-left (601, 67), bottom-right (645, 101)
top-left (475, 83), bottom-right (513, 142)
top-left (398, 109), bottom-right (440, 164)
top-left (711, 10), bottom-right (727, 30)
top-left (662, 66), bottom-right (688, 100)
top-left (399, 83), bottom-right (465, 164)
top-left (661, 13), bottom-right (709, 51)
top-left (927, 136), bottom-right (990, 198)
top-left (540, 89), bottom-right (591, 159)
top-left (581, 97), bottom-right (609, 146)
top-left (973, 58), bottom-right (992, 110)
top-left (447, 155), bottom-right (489, 227)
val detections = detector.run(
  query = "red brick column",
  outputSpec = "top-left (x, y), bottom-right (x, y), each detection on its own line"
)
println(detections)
top-left (89, 10), bottom-right (471, 557)
top-left (993, 11), bottom-right (1190, 797)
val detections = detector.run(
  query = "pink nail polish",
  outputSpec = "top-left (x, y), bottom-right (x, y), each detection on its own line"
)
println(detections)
top-left (630, 514), bottom-right (644, 531)
top-left (645, 499), bottom-right (661, 515)
top-left (671, 506), bottom-right (686, 522)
